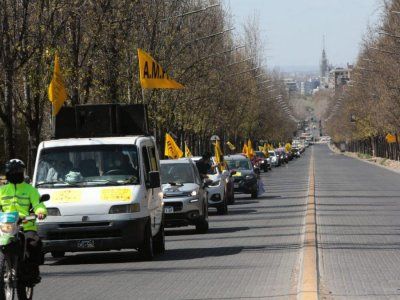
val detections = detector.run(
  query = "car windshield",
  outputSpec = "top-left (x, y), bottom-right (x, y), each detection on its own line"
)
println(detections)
top-left (226, 159), bottom-right (252, 170)
top-left (35, 145), bottom-right (140, 188)
top-left (160, 163), bottom-right (195, 184)
top-left (269, 152), bottom-right (276, 156)
top-left (255, 152), bottom-right (265, 158)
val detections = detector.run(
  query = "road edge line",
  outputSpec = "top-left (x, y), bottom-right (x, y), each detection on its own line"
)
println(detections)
top-left (297, 147), bottom-right (318, 300)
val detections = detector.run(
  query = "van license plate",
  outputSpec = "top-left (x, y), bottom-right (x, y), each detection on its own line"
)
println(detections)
top-left (77, 240), bottom-right (95, 249)
top-left (164, 207), bottom-right (174, 214)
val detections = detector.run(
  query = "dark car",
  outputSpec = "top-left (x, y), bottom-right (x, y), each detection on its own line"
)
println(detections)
top-left (225, 154), bottom-right (259, 199)
top-left (254, 151), bottom-right (271, 172)
top-left (291, 148), bottom-right (301, 158)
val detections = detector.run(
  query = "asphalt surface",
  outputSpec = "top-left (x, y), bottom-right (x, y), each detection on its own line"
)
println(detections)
top-left (316, 145), bottom-right (400, 299)
top-left (38, 144), bottom-right (400, 300)
top-left (36, 152), bottom-right (311, 300)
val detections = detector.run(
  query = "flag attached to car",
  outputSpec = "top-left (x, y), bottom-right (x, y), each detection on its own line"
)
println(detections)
top-left (184, 142), bottom-right (192, 158)
top-left (165, 133), bottom-right (183, 159)
top-left (138, 49), bottom-right (184, 89)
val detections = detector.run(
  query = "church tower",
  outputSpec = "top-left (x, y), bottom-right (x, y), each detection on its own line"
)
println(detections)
top-left (320, 36), bottom-right (328, 78)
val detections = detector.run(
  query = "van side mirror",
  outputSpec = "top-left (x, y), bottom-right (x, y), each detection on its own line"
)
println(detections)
top-left (147, 171), bottom-right (160, 189)
top-left (40, 194), bottom-right (50, 202)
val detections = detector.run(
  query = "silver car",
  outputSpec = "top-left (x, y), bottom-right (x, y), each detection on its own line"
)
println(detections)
top-left (160, 159), bottom-right (209, 233)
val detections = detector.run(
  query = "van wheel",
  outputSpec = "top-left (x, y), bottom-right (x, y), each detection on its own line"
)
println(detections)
top-left (153, 223), bottom-right (165, 255)
top-left (138, 221), bottom-right (154, 261)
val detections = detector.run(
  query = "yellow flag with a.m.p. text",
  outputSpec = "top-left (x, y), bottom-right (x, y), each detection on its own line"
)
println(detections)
top-left (165, 133), bottom-right (183, 159)
top-left (48, 54), bottom-right (67, 116)
top-left (185, 142), bottom-right (193, 158)
top-left (138, 49), bottom-right (184, 89)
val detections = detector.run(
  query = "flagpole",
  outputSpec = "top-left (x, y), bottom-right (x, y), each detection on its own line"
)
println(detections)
top-left (51, 106), bottom-right (55, 138)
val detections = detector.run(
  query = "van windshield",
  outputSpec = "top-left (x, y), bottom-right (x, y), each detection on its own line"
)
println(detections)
top-left (35, 145), bottom-right (140, 188)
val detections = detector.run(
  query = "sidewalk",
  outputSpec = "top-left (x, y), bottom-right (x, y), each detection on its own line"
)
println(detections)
top-left (328, 143), bottom-right (400, 175)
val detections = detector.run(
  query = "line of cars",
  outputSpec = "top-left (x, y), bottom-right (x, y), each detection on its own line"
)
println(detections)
top-left (159, 146), bottom-right (305, 234)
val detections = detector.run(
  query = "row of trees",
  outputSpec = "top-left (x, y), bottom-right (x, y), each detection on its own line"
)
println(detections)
top-left (325, 0), bottom-right (400, 159)
top-left (0, 0), bottom-right (297, 172)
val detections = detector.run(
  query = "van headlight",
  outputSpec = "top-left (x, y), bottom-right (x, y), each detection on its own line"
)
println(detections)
top-left (109, 203), bottom-right (140, 214)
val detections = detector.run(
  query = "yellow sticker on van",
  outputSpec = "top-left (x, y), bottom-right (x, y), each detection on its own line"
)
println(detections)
top-left (52, 190), bottom-right (82, 203)
top-left (100, 188), bottom-right (132, 202)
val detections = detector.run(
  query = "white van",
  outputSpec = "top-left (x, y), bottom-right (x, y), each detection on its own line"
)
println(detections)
top-left (33, 135), bottom-right (164, 260)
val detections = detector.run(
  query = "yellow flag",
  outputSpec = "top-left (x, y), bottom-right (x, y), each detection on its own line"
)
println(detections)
top-left (247, 139), bottom-right (255, 159)
top-left (138, 49), bottom-right (184, 89)
top-left (48, 54), bottom-right (67, 116)
top-left (242, 143), bottom-right (248, 155)
top-left (386, 133), bottom-right (396, 144)
top-left (184, 142), bottom-right (193, 158)
top-left (263, 143), bottom-right (269, 157)
top-left (226, 141), bottom-right (236, 151)
top-left (164, 133), bottom-right (183, 159)
top-left (214, 141), bottom-right (223, 164)
top-left (214, 140), bottom-right (225, 171)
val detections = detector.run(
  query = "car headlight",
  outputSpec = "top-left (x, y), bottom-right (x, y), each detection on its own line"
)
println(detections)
top-left (46, 208), bottom-right (61, 216)
top-left (0, 223), bottom-right (17, 234)
top-left (261, 160), bottom-right (265, 163)
top-left (109, 203), bottom-right (140, 214)
top-left (245, 174), bottom-right (255, 180)
top-left (186, 190), bottom-right (198, 197)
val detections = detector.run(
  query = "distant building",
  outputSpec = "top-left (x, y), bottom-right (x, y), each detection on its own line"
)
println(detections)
top-left (320, 36), bottom-right (329, 79)
top-left (284, 78), bottom-right (298, 94)
top-left (328, 64), bottom-right (353, 91)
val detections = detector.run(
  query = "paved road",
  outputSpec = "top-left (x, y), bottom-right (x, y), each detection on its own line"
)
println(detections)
top-left (37, 153), bottom-right (311, 300)
top-left (315, 145), bottom-right (400, 299)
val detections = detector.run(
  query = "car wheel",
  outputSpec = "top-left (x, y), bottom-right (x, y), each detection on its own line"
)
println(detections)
top-left (51, 251), bottom-right (65, 259)
top-left (138, 220), bottom-right (154, 261)
top-left (195, 218), bottom-right (209, 233)
top-left (217, 196), bottom-right (228, 215)
top-left (228, 189), bottom-right (235, 204)
top-left (153, 222), bottom-right (165, 255)
top-left (196, 204), bottom-right (209, 233)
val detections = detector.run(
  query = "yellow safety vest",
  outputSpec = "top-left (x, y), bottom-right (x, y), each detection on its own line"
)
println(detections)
top-left (0, 183), bottom-right (47, 231)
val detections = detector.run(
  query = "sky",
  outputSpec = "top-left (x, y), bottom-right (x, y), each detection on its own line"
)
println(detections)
top-left (226, 0), bottom-right (381, 71)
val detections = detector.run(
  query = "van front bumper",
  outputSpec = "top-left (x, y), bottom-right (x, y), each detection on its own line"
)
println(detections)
top-left (38, 218), bottom-right (147, 253)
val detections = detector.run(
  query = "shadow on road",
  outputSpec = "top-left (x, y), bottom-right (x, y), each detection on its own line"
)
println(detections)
top-left (166, 226), bottom-right (250, 236)
top-left (45, 241), bottom-right (302, 269)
